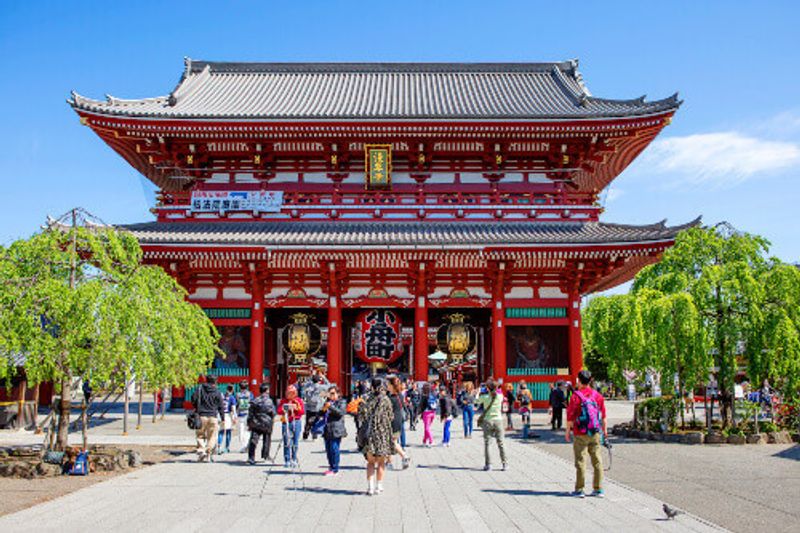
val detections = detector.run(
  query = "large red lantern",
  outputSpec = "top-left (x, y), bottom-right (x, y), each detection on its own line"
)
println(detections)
top-left (354, 309), bottom-right (403, 364)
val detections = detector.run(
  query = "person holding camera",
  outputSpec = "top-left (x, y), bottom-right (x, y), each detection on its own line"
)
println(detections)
top-left (278, 385), bottom-right (305, 468)
top-left (246, 383), bottom-right (276, 465)
top-left (322, 385), bottom-right (347, 476)
top-left (302, 373), bottom-right (329, 440)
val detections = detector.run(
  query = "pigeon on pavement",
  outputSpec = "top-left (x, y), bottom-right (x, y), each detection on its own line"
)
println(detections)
top-left (663, 503), bottom-right (683, 520)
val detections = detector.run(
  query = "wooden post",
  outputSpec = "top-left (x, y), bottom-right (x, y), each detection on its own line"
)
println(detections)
top-left (414, 263), bottom-right (429, 382)
top-left (16, 378), bottom-right (27, 430)
top-left (136, 380), bottom-right (144, 430)
top-left (122, 375), bottom-right (130, 436)
top-left (81, 400), bottom-right (88, 451)
top-left (491, 263), bottom-right (506, 380)
top-left (249, 274), bottom-right (265, 396)
top-left (152, 390), bottom-right (158, 423)
top-left (32, 383), bottom-right (40, 432)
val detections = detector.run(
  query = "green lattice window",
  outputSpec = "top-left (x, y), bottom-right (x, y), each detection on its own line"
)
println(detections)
top-left (505, 307), bottom-right (567, 319)
top-left (203, 308), bottom-right (251, 320)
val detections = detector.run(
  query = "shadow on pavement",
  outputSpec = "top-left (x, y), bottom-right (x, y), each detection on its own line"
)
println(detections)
top-left (773, 445), bottom-right (799, 461)
top-left (482, 488), bottom-right (572, 497)
top-left (286, 486), bottom-right (364, 496)
top-left (416, 464), bottom-right (484, 472)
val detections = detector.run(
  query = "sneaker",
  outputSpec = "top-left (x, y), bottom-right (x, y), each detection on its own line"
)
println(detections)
top-left (284, 461), bottom-right (291, 468)
top-left (366, 488), bottom-right (375, 496)
top-left (291, 460), bottom-right (299, 468)
top-left (502, 463), bottom-right (507, 471)
top-left (197, 454), bottom-right (206, 462)
top-left (591, 489), bottom-right (605, 498)
top-left (572, 490), bottom-right (585, 498)
top-left (402, 457), bottom-right (411, 470)
top-left (323, 470), bottom-right (336, 476)
top-left (483, 464), bottom-right (492, 471)
top-left (376, 483), bottom-right (384, 494)
top-left (387, 462), bottom-right (395, 470)
top-left (247, 459), bottom-right (256, 465)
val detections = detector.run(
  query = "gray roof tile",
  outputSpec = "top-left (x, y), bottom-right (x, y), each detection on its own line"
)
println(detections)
top-left (71, 60), bottom-right (680, 120)
top-left (122, 219), bottom-right (699, 248)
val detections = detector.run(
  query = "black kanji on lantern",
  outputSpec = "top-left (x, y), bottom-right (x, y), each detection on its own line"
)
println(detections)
top-left (364, 309), bottom-right (398, 361)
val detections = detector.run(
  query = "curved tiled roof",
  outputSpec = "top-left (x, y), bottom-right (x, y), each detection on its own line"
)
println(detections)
top-left (70, 59), bottom-right (680, 120)
top-left (122, 219), bottom-right (700, 248)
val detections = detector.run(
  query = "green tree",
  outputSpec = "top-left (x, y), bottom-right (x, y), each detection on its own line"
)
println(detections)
top-left (0, 209), bottom-right (219, 449)
top-left (633, 224), bottom-right (768, 424)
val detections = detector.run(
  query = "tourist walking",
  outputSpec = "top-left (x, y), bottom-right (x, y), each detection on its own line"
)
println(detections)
top-left (504, 383), bottom-right (515, 431)
top-left (566, 369), bottom-right (607, 498)
top-left (439, 387), bottom-right (455, 447)
top-left (549, 382), bottom-right (566, 430)
top-left (278, 385), bottom-right (305, 468)
top-left (421, 383), bottom-right (437, 447)
top-left (303, 373), bottom-right (329, 440)
top-left (191, 375), bottom-right (225, 462)
top-left (460, 382), bottom-right (476, 438)
top-left (322, 385), bottom-right (347, 476)
top-left (517, 383), bottom-right (533, 426)
top-left (407, 381), bottom-right (421, 430)
top-left (477, 378), bottom-right (507, 471)
top-left (387, 376), bottom-right (410, 469)
top-left (236, 380), bottom-right (254, 452)
top-left (357, 377), bottom-right (394, 496)
top-left (217, 385), bottom-right (237, 454)
top-left (246, 383), bottom-right (276, 464)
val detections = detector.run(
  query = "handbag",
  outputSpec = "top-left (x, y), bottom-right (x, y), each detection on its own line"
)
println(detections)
top-left (69, 451), bottom-right (89, 476)
top-left (186, 387), bottom-right (204, 430)
top-left (311, 413), bottom-right (327, 436)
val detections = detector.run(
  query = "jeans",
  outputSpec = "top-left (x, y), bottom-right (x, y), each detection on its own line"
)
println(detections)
top-left (482, 419), bottom-right (507, 467)
top-left (422, 410), bottom-right (436, 445)
top-left (462, 405), bottom-right (474, 437)
top-left (217, 428), bottom-right (232, 451)
top-left (282, 419), bottom-right (301, 463)
top-left (400, 421), bottom-right (407, 448)
top-left (324, 437), bottom-right (341, 472)
top-left (248, 427), bottom-right (272, 462)
top-left (573, 433), bottom-right (603, 491)
top-left (443, 418), bottom-right (452, 444)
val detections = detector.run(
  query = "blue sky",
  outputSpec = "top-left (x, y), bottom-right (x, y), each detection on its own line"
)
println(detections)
top-left (1, 1), bottom-right (798, 266)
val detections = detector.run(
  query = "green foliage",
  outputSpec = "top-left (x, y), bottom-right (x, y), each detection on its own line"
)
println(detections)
top-left (585, 225), bottom-right (800, 413)
top-left (0, 216), bottom-right (220, 390)
top-left (635, 396), bottom-right (680, 431)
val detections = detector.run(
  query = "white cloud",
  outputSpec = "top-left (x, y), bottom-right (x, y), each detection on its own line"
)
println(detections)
top-left (605, 187), bottom-right (623, 203)
top-left (641, 131), bottom-right (800, 186)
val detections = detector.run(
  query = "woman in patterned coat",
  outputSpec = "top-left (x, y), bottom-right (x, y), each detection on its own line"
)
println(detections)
top-left (357, 377), bottom-right (394, 495)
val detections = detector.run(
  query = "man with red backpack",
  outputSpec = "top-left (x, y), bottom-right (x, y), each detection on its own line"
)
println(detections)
top-left (565, 369), bottom-right (607, 498)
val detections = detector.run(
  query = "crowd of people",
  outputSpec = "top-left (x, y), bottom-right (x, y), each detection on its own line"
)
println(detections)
top-left (190, 369), bottom-right (608, 497)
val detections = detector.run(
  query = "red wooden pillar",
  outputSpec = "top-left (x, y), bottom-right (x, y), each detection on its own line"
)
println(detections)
top-left (414, 263), bottom-right (429, 382)
top-left (491, 263), bottom-right (507, 382)
top-left (249, 276), bottom-right (265, 395)
top-left (327, 262), bottom-right (343, 388)
top-left (567, 285), bottom-right (583, 383)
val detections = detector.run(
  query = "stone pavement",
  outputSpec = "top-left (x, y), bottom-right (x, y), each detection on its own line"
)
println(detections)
top-left (0, 416), bottom-right (724, 533)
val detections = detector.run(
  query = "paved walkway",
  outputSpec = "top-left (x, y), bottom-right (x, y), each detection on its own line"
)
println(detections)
top-left (0, 417), bottom-right (723, 533)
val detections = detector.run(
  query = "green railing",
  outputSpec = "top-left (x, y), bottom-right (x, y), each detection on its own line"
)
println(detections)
top-left (203, 308), bottom-right (251, 319)
top-left (507, 382), bottom-right (552, 401)
top-left (506, 307), bottom-right (567, 319)
top-left (208, 367), bottom-right (249, 377)
top-left (507, 367), bottom-right (558, 376)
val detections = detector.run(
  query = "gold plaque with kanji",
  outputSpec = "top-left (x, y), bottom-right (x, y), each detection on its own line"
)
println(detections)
top-left (365, 144), bottom-right (392, 189)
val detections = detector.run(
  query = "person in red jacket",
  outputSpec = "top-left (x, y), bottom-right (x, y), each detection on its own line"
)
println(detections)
top-left (566, 369), bottom-right (608, 498)
top-left (278, 385), bottom-right (305, 468)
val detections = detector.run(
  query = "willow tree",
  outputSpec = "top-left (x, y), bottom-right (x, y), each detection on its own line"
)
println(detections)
top-left (747, 263), bottom-right (800, 399)
top-left (640, 290), bottom-right (709, 426)
top-left (0, 209), bottom-right (219, 449)
top-left (582, 293), bottom-right (646, 387)
top-left (633, 224), bottom-right (768, 424)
